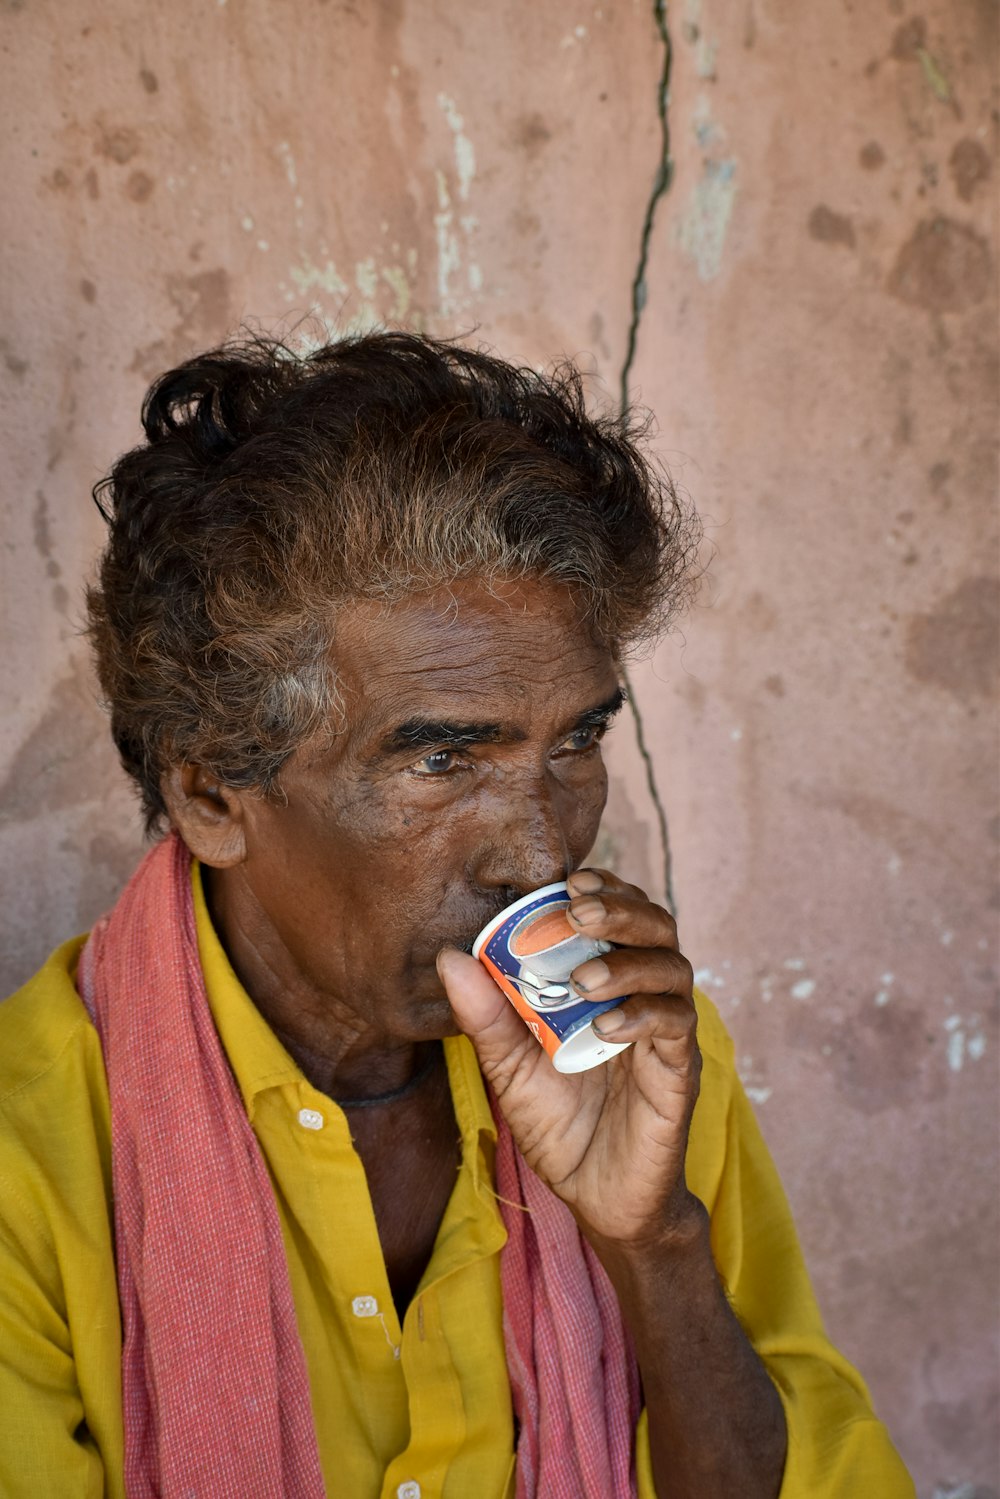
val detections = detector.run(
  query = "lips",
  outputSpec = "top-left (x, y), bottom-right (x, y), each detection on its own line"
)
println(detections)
top-left (435, 898), bottom-right (522, 959)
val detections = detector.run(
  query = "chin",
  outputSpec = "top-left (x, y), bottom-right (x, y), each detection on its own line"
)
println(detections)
top-left (414, 1009), bottom-right (463, 1043)
top-left (398, 987), bottom-right (463, 1042)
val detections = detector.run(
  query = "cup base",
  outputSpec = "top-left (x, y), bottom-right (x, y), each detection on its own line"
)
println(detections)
top-left (552, 1020), bottom-right (633, 1073)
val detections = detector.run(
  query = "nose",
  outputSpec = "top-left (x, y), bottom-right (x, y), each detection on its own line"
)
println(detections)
top-left (473, 769), bottom-right (573, 897)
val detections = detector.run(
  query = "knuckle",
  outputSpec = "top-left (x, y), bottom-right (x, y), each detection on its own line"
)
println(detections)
top-left (674, 953), bottom-right (694, 992)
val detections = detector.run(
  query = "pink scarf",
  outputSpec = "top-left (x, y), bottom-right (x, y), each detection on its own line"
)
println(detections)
top-left (78, 832), bottom-right (639, 1498)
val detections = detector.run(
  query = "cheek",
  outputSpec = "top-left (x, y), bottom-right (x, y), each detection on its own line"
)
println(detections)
top-left (566, 763), bottom-right (609, 847)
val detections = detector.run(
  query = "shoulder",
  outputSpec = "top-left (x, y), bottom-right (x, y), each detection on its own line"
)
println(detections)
top-left (0, 939), bottom-right (112, 1193)
top-left (0, 937), bottom-right (97, 1105)
top-left (0, 938), bottom-right (112, 1270)
top-left (685, 985), bottom-right (739, 1209)
top-left (692, 985), bottom-right (736, 1073)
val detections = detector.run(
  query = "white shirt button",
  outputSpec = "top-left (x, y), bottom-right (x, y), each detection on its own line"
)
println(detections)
top-left (396, 1484), bottom-right (421, 1499)
top-left (297, 1107), bottom-right (324, 1131)
top-left (351, 1295), bottom-right (379, 1318)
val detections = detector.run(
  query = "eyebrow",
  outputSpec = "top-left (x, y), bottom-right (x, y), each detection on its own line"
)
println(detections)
top-left (379, 685), bottom-right (627, 758)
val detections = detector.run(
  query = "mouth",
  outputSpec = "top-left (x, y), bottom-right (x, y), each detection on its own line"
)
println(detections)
top-left (441, 894), bottom-right (522, 959)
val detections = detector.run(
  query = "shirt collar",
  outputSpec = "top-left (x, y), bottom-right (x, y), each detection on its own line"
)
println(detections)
top-left (192, 859), bottom-right (304, 1118)
top-left (192, 860), bottom-right (498, 1164)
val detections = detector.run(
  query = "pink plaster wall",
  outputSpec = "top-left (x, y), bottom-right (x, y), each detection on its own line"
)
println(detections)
top-left (1, 2), bottom-right (997, 1493)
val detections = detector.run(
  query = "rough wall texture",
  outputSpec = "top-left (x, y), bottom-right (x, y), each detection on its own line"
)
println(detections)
top-left (1, 2), bottom-right (997, 1494)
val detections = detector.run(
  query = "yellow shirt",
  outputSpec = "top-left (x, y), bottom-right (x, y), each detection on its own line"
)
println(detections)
top-left (0, 870), bottom-right (915, 1498)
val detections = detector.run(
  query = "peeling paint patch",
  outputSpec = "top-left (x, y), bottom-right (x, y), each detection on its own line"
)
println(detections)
top-left (284, 250), bottom-right (417, 337)
top-left (875, 972), bottom-right (895, 1006)
top-left (675, 159), bottom-right (737, 281)
top-left (434, 170), bottom-right (462, 314)
top-left (430, 98), bottom-right (481, 319)
top-left (288, 256), bottom-right (349, 301)
top-left (381, 265), bottom-right (412, 321)
top-left (943, 1014), bottom-right (987, 1071)
top-left (437, 93), bottom-right (476, 201)
top-left (745, 1086), bottom-right (772, 1105)
top-left (737, 1051), bottom-right (772, 1105)
top-left (931, 1484), bottom-right (990, 1499)
top-left (692, 94), bottom-right (723, 150)
top-left (276, 141), bottom-right (298, 190)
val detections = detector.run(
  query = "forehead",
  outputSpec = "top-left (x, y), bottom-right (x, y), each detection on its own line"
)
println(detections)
top-left (332, 577), bottom-right (618, 730)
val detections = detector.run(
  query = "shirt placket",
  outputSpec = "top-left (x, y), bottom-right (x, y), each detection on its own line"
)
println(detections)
top-left (258, 1081), bottom-right (409, 1473)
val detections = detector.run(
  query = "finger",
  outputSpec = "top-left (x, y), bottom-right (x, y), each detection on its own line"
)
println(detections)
top-left (436, 946), bottom-right (540, 1069)
top-left (566, 866), bottom-right (646, 901)
top-left (566, 889), bottom-right (679, 951)
top-left (572, 946), bottom-right (694, 1002)
top-left (590, 992), bottom-right (700, 1063)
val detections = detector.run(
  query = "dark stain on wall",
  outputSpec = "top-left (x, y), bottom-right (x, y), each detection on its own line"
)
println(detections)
top-left (808, 204), bottom-right (856, 248)
top-left (949, 137), bottom-right (992, 202)
top-left (890, 15), bottom-right (928, 59)
top-left (32, 491), bottom-right (60, 577)
top-left (130, 267), bottom-right (234, 380)
top-left (888, 217), bottom-right (992, 312)
top-left (905, 577), bottom-right (1000, 699)
top-left (511, 112), bottom-right (553, 158)
top-left (0, 670), bottom-right (118, 822)
top-left (95, 124), bottom-right (140, 164)
top-left (125, 169), bottom-right (155, 202)
top-left (787, 995), bottom-right (928, 1114)
top-left (0, 338), bottom-right (28, 377)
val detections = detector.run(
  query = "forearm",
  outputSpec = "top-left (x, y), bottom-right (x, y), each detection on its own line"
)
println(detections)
top-left (589, 1194), bottom-right (787, 1499)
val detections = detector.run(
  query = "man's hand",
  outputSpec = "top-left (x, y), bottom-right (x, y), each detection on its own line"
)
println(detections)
top-left (439, 866), bottom-right (788, 1499)
top-left (437, 867), bottom-right (704, 1249)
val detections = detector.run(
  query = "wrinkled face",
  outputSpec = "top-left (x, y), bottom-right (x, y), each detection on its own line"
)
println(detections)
top-left (224, 575), bottom-right (623, 1042)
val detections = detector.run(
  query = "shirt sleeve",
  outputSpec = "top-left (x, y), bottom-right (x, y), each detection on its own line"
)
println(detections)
top-left (634, 1024), bottom-right (915, 1498)
top-left (0, 1179), bottom-right (107, 1499)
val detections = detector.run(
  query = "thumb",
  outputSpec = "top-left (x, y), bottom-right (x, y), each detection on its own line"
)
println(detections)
top-left (436, 947), bottom-right (535, 1065)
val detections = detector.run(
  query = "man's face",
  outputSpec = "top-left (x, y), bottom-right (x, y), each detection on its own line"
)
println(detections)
top-left (221, 575), bottom-right (623, 1044)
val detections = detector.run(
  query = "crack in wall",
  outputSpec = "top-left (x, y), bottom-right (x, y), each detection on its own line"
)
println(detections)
top-left (619, 0), bottom-right (679, 913)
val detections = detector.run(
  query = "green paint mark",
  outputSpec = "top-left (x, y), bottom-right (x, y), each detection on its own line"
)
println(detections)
top-left (916, 48), bottom-right (951, 103)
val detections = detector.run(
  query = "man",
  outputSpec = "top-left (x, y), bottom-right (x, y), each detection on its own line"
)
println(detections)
top-left (0, 332), bottom-right (914, 1497)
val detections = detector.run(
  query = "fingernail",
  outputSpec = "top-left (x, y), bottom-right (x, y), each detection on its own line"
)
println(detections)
top-left (573, 959), bottom-right (610, 993)
top-left (569, 895), bottom-right (605, 927)
top-left (568, 869), bottom-right (603, 894)
top-left (592, 1007), bottom-right (626, 1036)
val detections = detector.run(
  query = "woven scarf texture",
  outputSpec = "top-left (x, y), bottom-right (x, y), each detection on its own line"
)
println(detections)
top-left (78, 831), bottom-right (640, 1498)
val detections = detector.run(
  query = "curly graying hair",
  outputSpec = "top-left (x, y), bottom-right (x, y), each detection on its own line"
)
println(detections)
top-left (88, 331), bottom-right (699, 830)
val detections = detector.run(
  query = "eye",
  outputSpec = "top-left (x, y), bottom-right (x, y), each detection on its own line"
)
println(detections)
top-left (559, 724), bottom-right (605, 754)
top-left (413, 748), bottom-right (461, 776)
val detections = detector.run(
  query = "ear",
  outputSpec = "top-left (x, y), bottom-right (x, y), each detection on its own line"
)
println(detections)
top-left (160, 765), bottom-right (249, 868)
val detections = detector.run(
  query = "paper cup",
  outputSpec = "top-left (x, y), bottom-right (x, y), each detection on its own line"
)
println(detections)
top-left (472, 881), bottom-right (632, 1073)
